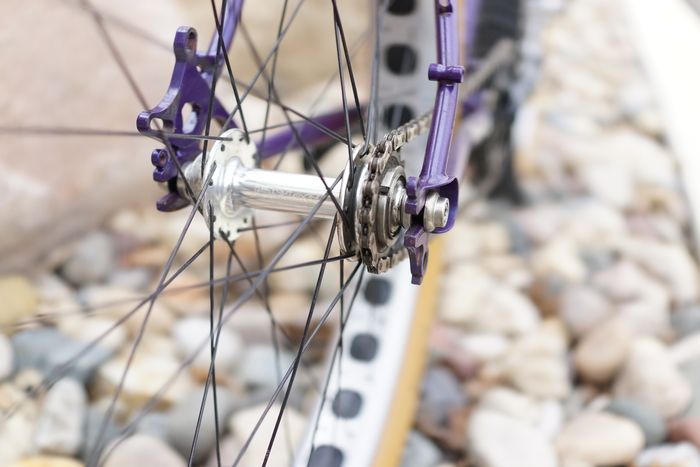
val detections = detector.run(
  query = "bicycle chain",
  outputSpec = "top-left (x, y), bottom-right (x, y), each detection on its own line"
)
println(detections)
top-left (355, 111), bottom-right (432, 273)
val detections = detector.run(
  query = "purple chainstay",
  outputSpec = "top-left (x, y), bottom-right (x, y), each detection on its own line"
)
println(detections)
top-left (138, 0), bottom-right (477, 283)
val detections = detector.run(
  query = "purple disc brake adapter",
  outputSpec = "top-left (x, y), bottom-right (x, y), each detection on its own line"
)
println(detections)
top-left (137, 0), bottom-right (472, 285)
top-left (136, 2), bottom-right (243, 212)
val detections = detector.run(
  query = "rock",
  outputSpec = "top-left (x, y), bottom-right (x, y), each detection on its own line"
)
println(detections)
top-left (459, 333), bottom-right (510, 364)
top-left (558, 284), bottom-right (613, 338)
top-left (669, 418), bottom-right (700, 449)
top-left (101, 434), bottom-right (186, 467)
top-left (401, 431), bottom-right (442, 467)
top-left (8, 457), bottom-right (84, 467)
top-left (537, 399), bottom-right (565, 440)
top-left (107, 268), bottom-right (152, 291)
top-left (467, 409), bottom-right (557, 467)
top-left (11, 328), bottom-right (112, 384)
top-left (428, 326), bottom-right (479, 380)
top-left (439, 265), bottom-right (494, 326)
top-left (617, 239), bottom-right (700, 305)
top-left (34, 378), bottom-right (86, 456)
top-left (673, 306), bottom-right (700, 339)
top-left (562, 199), bottom-right (627, 246)
top-left (680, 360), bottom-right (700, 418)
top-left (238, 345), bottom-right (295, 390)
top-left (574, 318), bottom-right (632, 384)
top-left (528, 275), bottom-right (565, 317)
top-left (0, 333), bottom-right (14, 379)
top-left (465, 284), bottom-right (540, 337)
top-left (514, 204), bottom-right (566, 245)
top-left (503, 328), bottom-right (571, 399)
top-left (171, 317), bottom-right (243, 380)
top-left (79, 407), bottom-right (122, 461)
top-left (616, 281), bottom-right (671, 339)
top-left (204, 435), bottom-right (242, 467)
top-left (57, 317), bottom-right (127, 353)
top-left (479, 387), bottom-right (540, 425)
top-left (61, 232), bottom-right (116, 286)
top-left (228, 403), bottom-right (306, 467)
top-left (592, 260), bottom-right (652, 301)
top-left (135, 412), bottom-right (168, 439)
top-left (671, 334), bottom-right (700, 366)
top-left (0, 275), bottom-right (39, 327)
top-left (555, 411), bottom-right (644, 465)
top-left (166, 387), bottom-right (237, 464)
top-left (417, 366), bottom-right (468, 428)
top-left (614, 338), bottom-right (691, 418)
top-left (443, 222), bottom-right (481, 265)
top-left (92, 353), bottom-right (195, 412)
top-left (636, 443), bottom-right (700, 467)
top-left (475, 222), bottom-right (511, 255)
top-left (605, 398), bottom-right (666, 446)
top-left (579, 161), bottom-right (635, 209)
top-left (34, 274), bottom-right (80, 321)
top-left (532, 238), bottom-right (587, 283)
top-left (0, 383), bottom-right (40, 465)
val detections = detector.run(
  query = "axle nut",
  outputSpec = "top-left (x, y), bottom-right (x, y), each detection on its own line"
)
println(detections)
top-left (423, 192), bottom-right (449, 232)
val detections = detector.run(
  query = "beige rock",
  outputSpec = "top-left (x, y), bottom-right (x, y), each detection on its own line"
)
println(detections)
top-left (9, 457), bottom-right (84, 467)
top-left (614, 337), bottom-right (692, 418)
top-left (0, 275), bottom-right (39, 327)
top-left (101, 434), bottom-right (186, 467)
top-left (555, 412), bottom-right (644, 466)
top-left (574, 318), bottom-right (632, 384)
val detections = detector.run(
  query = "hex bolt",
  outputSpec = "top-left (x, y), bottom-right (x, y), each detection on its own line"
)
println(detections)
top-left (423, 192), bottom-right (449, 232)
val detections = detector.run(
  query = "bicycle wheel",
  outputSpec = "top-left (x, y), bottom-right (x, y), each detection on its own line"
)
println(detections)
top-left (0, 1), bottom-right (468, 466)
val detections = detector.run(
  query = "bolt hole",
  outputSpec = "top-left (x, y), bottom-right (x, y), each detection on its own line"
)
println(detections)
top-left (181, 103), bottom-right (199, 134)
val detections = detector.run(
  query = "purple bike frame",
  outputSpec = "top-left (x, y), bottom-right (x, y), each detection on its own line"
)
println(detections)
top-left (139, 0), bottom-right (482, 284)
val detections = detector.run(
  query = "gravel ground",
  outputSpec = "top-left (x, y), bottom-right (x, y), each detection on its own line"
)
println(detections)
top-left (2, 0), bottom-right (700, 466)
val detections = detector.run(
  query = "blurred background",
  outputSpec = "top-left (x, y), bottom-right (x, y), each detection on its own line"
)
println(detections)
top-left (2, 0), bottom-right (700, 466)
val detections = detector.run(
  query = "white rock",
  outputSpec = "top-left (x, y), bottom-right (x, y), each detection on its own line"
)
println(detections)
top-left (479, 387), bottom-right (540, 424)
top-left (228, 403), bottom-right (306, 467)
top-left (443, 222), bottom-right (481, 266)
top-left (468, 409), bottom-right (557, 467)
top-left (671, 333), bottom-right (700, 366)
top-left (558, 284), bottom-right (613, 338)
top-left (614, 337), bottom-right (692, 418)
top-left (617, 239), bottom-right (700, 304)
top-left (536, 399), bottom-right (565, 440)
top-left (503, 328), bottom-right (571, 399)
top-left (102, 434), bottom-right (186, 467)
top-left (57, 317), bottom-right (127, 353)
top-left (514, 204), bottom-right (566, 245)
top-left (0, 333), bottom-right (13, 380)
top-left (93, 353), bottom-right (195, 412)
top-left (459, 334), bottom-right (510, 364)
top-left (34, 378), bottom-right (86, 456)
top-left (0, 384), bottom-right (39, 465)
top-left (574, 318), bottom-right (632, 384)
top-left (555, 412), bottom-right (643, 466)
top-left (172, 317), bottom-right (243, 377)
top-left (579, 161), bottom-right (635, 209)
top-left (532, 238), bottom-right (587, 283)
top-left (593, 260), bottom-right (653, 301)
top-left (439, 265), bottom-right (495, 325)
top-left (561, 200), bottom-right (627, 246)
top-left (467, 285), bottom-right (540, 337)
top-left (61, 231), bottom-right (116, 286)
top-left (636, 442), bottom-right (700, 467)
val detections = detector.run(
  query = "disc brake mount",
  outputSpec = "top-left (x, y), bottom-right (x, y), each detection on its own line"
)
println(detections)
top-left (136, 3), bottom-right (243, 212)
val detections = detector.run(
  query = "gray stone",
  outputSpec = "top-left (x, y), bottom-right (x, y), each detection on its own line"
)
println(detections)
top-left (135, 412), bottom-right (168, 440)
top-left (107, 268), bottom-right (152, 291)
top-left (80, 407), bottom-right (122, 462)
top-left (238, 345), bottom-right (295, 390)
top-left (401, 431), bottom-right (442, 467)
top-left (559, 284), bottom-right (613, 339)
top-left (679, 359), bottom-right (700, 418)
top-left (605, 398), bottom-right (667, 446)
top-left (166, 386), bottom-right (237, 464)
top-left (417, 366), bottom-right (468, 427)
top-left (11, 328), bottom-right (112, 384)
top-left (34, 378), bottom-right (87, 456)
top-left (61, 231), bottom-right (116, 286)
top-left (672, 306), bottom-right (700, 339)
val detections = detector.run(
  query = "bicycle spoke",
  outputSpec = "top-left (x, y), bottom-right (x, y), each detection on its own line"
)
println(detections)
top-left (0, 126), bottom-right (233, 142)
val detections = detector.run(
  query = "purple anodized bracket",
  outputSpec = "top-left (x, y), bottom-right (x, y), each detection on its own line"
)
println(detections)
top-left (403, 0), bottom-right (466, 284)
top-left (136, 1), bottom-right (243, 212)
